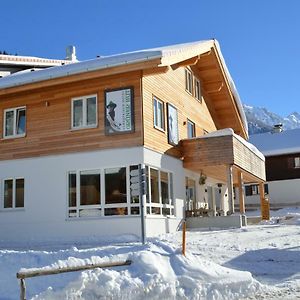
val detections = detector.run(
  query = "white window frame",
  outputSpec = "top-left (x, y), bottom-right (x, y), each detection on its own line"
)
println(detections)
top-left (3, 106), bottom-right (26, 139)
top-left (185, 68), bottom-right (193, 95)
top-left (187, 119), bottom-right (196, 138)
top-left (2, 177), bottom-right (25, 210)
top-left (294, 157), bottom-right (300, 168)
top-left (194, 77), bottom-right (202, 102)
top-left (71, 94), bottom-right (97, 130)
top-left (146, 165), bottom-right (175, 217)
top-left (153, 96), bottom-right (165, 131)
top-left (67, 164), bottom-right (141, 219)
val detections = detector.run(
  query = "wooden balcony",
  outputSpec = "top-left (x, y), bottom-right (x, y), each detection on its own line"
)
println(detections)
top-left (181, 130), bottom-right (266, 184)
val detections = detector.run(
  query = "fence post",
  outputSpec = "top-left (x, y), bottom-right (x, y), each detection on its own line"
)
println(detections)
top-left (182, 220), bottom-right (186, 256)
top-left (20, 278), bottom-right (26, 300)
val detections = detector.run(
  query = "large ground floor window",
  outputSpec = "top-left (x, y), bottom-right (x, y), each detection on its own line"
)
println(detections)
top-left (68, 165), bottom-right (175, 218)
top-left (146, 166), bottom-right (174, 216)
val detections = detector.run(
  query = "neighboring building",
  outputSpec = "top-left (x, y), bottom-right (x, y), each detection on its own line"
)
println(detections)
top-left (0, 40), bottom-right (265, 242)
top-left (0, 46), bottom-right (76, 78)
top-left (245, 126), bottom-right (300, 208)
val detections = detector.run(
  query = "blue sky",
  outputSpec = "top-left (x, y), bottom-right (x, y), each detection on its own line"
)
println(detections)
top-left (1, 0), bottom-right (300, 116)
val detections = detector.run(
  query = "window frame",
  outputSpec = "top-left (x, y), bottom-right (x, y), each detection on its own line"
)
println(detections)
top-left (185, 68), bottom-right (193, 95)
top-left (153, 96), bottom-right (165, 132)
top-left (3, 106), bottom-right (26, 139)
top-left (187, 119), bottom-right (196, 138)
top-left (194, 77), bottom-right (202, 102)
top-left (146, 165), bottom-right (175, 217)
top-left (67, 165), bottom-right (175, 219)
top-left (71, 94), bottom-right (98, 130)
top-left (2, 177), bottom-right (25, 210)
top-left (294, 157), bottom-right (300, 168)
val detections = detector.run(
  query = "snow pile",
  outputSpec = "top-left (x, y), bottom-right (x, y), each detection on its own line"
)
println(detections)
top-left (1, 218), bottom-right (299, 300)
top-left (25, 242), bottom-right (261, 300)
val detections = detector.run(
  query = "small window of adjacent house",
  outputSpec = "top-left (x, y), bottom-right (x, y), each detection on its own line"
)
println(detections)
top-left (294, 157), bottom-right (300, 168)
top-left (194, 78), bottom-right (201, 101)
top-left (72, 95), bottom-right (97, 129)
top-left (185, 68), bottom-right (193, 94)
top-left (187, 119), bottom-right (196, 138)
top-left (153, 97), bottom-right (165, 131)
top-left (4, 107), bottom-right (26, 138)
top-left (3, 178), bottom-right (24, 209)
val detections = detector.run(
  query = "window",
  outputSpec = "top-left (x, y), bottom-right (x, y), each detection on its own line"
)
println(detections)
top-left (68, 165), bottom-right (141, 218)
top-left (185, 68), bottom-right (193, 94)
top-left (186, 178), bottom-right (196, 210)
top-left (4, 107), bottom-right (26, 138)
top-left (153, 97), bottom-right (165, 131)
top-left (68, 170), bottom-right (101, 218)
top-left (294, 157), bottom-right (300, 168)
top-left (146, 166), bottom-right (174, 216)
top-left (194, 78), bottom-right (201, 101)
top-left (187, 119), bottom-right (196, 138)
top-left (245, 184), bottom-right (268, 196)
top-left (71, 95), bottom-right (97, 129)
top-left (3, 178), bottom-right (24, 209)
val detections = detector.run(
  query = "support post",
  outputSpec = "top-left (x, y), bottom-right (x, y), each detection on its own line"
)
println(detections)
top-left (259, 182), bottom-right (269, 220)
top-left (20, 279), bottom-right (26, 300)
top-left (238, 171), bottom-right (245, 214)
top-left (227, 165), bottom-right (234, 214)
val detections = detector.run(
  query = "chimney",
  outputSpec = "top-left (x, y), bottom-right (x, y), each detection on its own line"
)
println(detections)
top-left (272, 123), bottom-right (283, 133)
top-left (65, 45), bottom-right (77, 61)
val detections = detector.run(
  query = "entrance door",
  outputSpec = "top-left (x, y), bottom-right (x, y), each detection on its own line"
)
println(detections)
top-left (185, 177), bottom-right (196, 210)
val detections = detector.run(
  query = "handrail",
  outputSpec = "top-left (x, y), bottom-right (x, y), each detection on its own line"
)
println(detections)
top-left (16, 259), bottom-right (132, 300)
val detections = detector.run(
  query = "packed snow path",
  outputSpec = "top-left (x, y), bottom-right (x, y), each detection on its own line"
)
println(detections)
top-left (0, 209), bottom-right (299, 299)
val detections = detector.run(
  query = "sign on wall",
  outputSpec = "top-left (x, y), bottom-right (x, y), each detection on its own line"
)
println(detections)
top-left (105, 87), bottom-right (134, 135)
top-left (167, 103), bottom-right (179, 145)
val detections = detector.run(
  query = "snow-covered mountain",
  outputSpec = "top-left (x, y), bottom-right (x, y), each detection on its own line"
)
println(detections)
top-left (243, 104), bottom-right (300, 135)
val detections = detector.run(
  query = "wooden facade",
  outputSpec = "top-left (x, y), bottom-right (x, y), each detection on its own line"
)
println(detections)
top-left (266, 153), bottom-right (300, 181)
top-left (0, 71), bottom-right (143, 160)
top-left (181, 134), bottom-right (266, 184)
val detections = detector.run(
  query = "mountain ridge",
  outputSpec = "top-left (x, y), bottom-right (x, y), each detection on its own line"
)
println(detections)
top-left (243, 104), bottom-right (300, 135)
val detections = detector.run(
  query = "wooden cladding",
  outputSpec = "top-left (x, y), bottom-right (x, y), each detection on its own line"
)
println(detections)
top-left (0, 71), bottom-right (143, 160)
top-left (182, 134), bottom-right (266, 182)
top-left (142, 67), bottom-right (217, 158)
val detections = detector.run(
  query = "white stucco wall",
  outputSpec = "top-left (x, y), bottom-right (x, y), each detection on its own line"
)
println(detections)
top-left (244, 179), bottom-right (300, 208)
top-left (0, 147), bottom-right (186, 242)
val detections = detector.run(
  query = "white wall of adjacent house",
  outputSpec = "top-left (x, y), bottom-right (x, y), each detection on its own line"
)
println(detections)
top-left (0, 147), bottom-right (185, 242)
top-left (245, 179), bottom-right (300, 209)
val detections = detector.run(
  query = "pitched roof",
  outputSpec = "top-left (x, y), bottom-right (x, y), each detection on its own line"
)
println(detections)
top-left (0, 40), bottom-right (247, 136)
top-left (249, 128), bottom-right (300, 156)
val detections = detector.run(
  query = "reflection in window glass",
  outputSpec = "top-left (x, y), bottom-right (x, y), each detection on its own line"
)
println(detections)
top-left (150, 169), bottom-right (159, 203)
top-left (15, 179), bottom-right (24, 208)
top-left (5, 111), bottom-right (14, 136)
top-left (17, 109), bottom-right (26, 135)
top-left (161, 171), bottom-right (169, 204)
top-left (68, 172), bottom-right (76, 207)
top-left (73, 100), bottom-right (83, 127)
top-left (105, 167), bottom-right (127, 204)
top-left (4, 179), bottom-right (13, 208)
top-left (105, 207), bottom-right (128, 216)
top-left (87, 97), bottom-right (96, 126)
top-left (80, 171), bottom-right (100, 205)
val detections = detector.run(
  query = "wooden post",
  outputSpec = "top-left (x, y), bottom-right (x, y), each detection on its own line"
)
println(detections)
top-left (227, 165), bottom-right (234, 214)
top-left (259, 182), bottom-right (270, 220)
top-left (238, 171), bottom-right (245, 214)
top-left (182, 220), bottom-right (186, 256)
top-left (20, 278), bottom-right (26, 300)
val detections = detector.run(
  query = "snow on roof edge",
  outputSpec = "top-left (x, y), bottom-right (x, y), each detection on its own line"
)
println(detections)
top-left (213, 41), bottom-right (249, 138)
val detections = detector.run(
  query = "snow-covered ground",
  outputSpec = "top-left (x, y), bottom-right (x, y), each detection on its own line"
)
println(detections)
top-left (0, 208), bottom-right (299, 300)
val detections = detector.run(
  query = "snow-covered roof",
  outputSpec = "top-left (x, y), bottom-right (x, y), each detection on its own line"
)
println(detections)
top-left (0, 40), bottom-right (247, 135)
top-left (0, 54), bottom-right (71, 67)
top-left (249, 128), bottom-right (300, 156)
